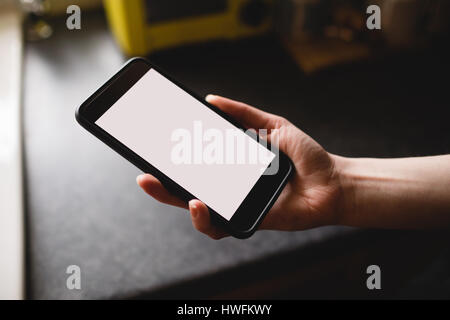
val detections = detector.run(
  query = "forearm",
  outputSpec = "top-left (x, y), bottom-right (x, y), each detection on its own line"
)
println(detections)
top-left (333, 155), bottom-right (450, 229)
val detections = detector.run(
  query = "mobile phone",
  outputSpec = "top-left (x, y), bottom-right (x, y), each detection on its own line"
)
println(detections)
top-left (75, 58), bottom-right (293, 238)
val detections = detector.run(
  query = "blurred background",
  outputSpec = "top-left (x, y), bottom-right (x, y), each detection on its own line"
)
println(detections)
top-left (1, 0), bottom-right (450, 299)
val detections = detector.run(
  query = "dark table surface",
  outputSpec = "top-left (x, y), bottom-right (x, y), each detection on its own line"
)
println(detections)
top-left (23, 13), bottom-right (450, 299)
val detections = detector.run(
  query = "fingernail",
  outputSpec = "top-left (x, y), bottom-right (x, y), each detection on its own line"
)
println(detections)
top-left (189, 200), bottom-right (199, 219)
top-left (205, 94), bottom-right (215, 102)
top-left (136, 174), bottom-right (145, 184)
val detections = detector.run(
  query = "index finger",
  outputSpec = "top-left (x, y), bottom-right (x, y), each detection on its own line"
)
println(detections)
top-left (205, 95), bottom-right (276, 130)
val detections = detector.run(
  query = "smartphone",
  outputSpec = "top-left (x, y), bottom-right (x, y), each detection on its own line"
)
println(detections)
top-left (76, 58), bottom-right (293, 238)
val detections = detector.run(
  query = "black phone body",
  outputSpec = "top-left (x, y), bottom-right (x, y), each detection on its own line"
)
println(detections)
top-left (76, 58), bottom-right (293, 239)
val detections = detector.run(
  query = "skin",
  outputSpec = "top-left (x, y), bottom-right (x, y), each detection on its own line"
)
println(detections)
top-left (137, 95), bottom-right (450, 239)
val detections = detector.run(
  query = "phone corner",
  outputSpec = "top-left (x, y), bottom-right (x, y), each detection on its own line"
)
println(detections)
top-left (231, 228), bottom-right (257, 240)
top-left (125, 56), bottom-right (150, 67)
top-left (229, 220), bottom-right (262, 239)
top-left (74, 105), bottom-right (81, 122)
top-left (74, 104), bottom-right (86, 127)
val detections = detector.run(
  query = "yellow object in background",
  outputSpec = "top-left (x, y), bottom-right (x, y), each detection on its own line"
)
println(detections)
top-left (104, 0), bottom-right (273, 56)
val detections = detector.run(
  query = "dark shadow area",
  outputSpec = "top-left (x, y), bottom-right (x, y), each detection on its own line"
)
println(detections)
top-left (132, 229), bottom-right (450, 299)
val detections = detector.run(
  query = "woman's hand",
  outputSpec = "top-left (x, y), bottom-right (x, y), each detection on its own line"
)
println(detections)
top-left (137, 95), bottom-right (344, 239)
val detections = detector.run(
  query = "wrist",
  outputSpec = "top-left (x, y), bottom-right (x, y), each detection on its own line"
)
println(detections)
top-left (330, 155), bottom-right (413, 228)
top-left (329, 154), bottom-right (450, 229)
top-left (330, 154), bottom-right (358, 227)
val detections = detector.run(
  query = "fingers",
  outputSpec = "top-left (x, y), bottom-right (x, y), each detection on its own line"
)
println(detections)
top-left (206, 94), bottom-right (277, 130)
top-left (137, 175), bottom-right (228, 239)
top-left (189, 200), bottom-right (228, 240)
top-left (136, 174), bottom-right (188, 209)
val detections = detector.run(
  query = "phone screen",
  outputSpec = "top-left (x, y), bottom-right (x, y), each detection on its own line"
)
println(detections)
top-left (95, 69), bottom-right (275, 220)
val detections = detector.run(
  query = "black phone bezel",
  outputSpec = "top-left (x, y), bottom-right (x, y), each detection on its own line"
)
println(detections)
top-left (75, 57), bottom-right (293, 239)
